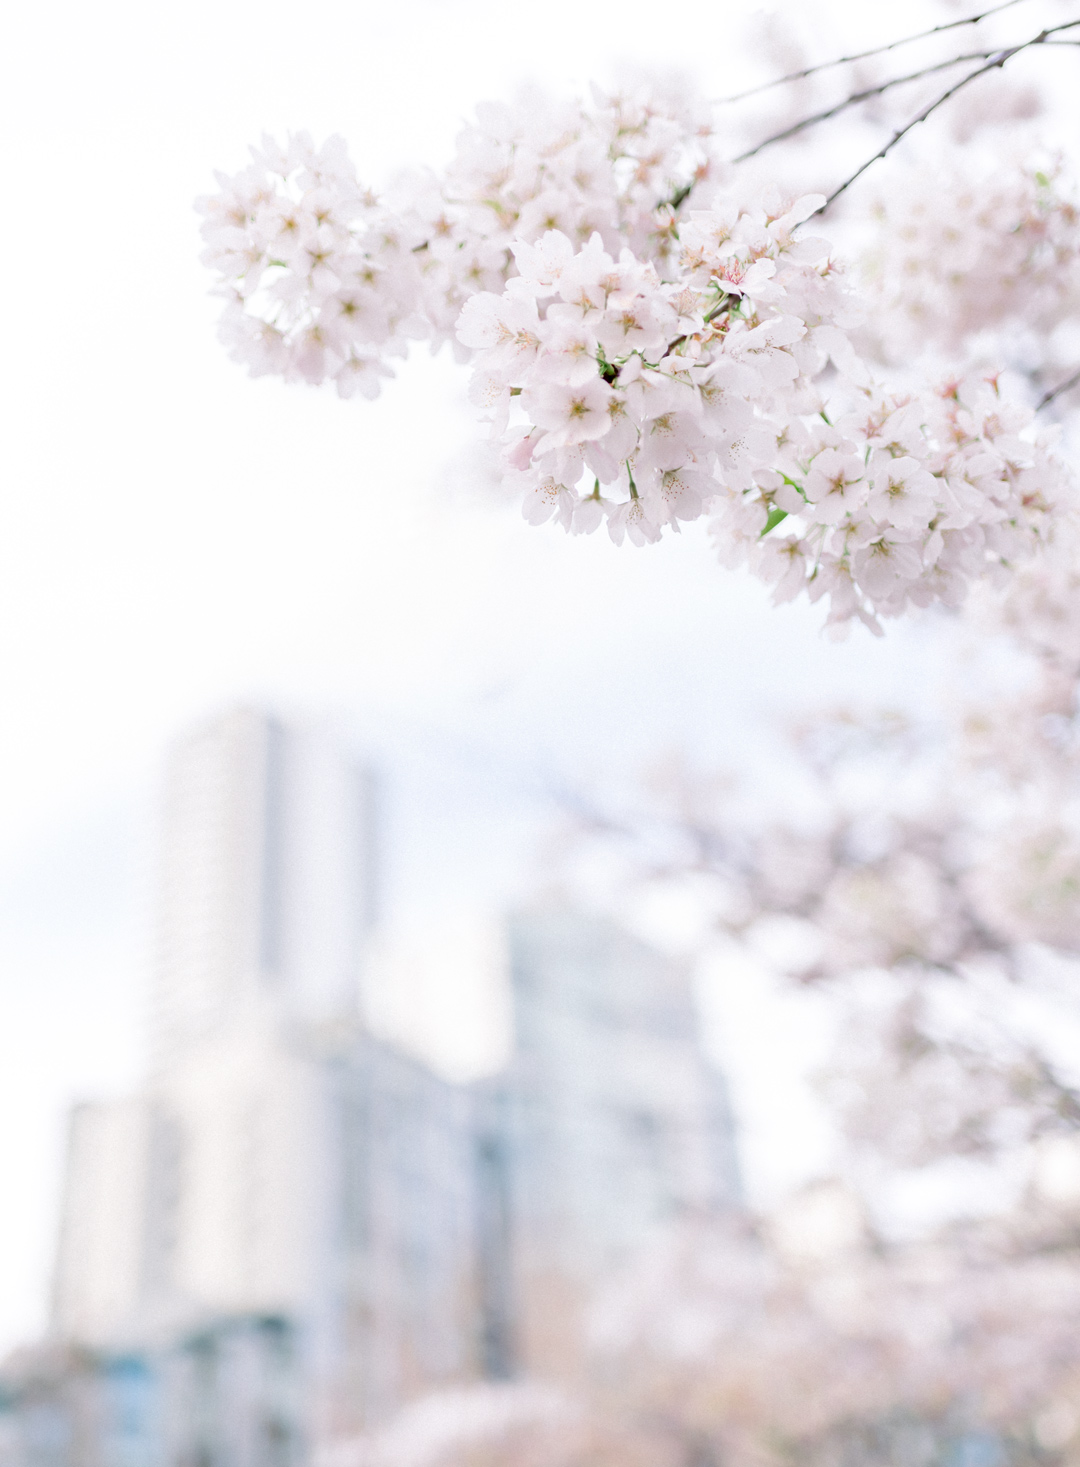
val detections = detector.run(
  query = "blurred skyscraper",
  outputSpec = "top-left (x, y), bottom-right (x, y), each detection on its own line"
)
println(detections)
top-left (476, 909), bottom-right (740, 1379)
top-left (53, 709), bottom-right (386, 1353)
top-left (0, 708), bottom-right (739, 1467)
top-left (151, 707), bottom-right (377, 1058)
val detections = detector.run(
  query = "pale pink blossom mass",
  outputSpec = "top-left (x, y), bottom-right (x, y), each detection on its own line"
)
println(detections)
top-left (198, 83), bottom-right (1077, 633)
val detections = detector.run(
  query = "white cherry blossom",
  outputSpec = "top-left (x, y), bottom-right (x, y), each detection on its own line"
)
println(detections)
top-left (199, 84), bottom-right (1077, 632)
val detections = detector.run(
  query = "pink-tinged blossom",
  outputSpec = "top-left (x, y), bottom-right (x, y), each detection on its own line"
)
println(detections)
top-left (520, 476), bottom-right (577, 529)
top-left (851, 535), bottom-right (924, 601)
top-left (197, 132), bottom-right (427, 397)
top-left (859, 152), bottom-right (1080, 390)
top-left (607, 497), bottom-right (664, 547)
top-left (866, 456), bottom-right (938, 529)
top-left (459, 210), bottom-right (1068, 628)
top-left (528, 312), bottom-right (601, 387)
top-left (526, 380), bottom-right (615, 449)
top-left (201, 87), bottom-right (1076, 633)
top-left (456, 293), bottom-right (541, 370)
top-left (804, 449), bottom-right (868, 526)
top-left (510, 231), bottom-right (580, 293)
top-left (648, 465), bottom-right (709, 526)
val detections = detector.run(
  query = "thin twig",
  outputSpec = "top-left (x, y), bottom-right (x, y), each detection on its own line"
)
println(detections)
top-left (732, 51), bottom-right (996, 163)
top-left (1038, 367), bottom-right (1080, 410)
top-left (816, 21), bottom-right (1080, 215)
top-left (717, 0), bottom-right (1031, 104)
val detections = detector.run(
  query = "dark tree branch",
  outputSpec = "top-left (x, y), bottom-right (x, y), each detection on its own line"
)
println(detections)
top-left (717, 0), bottom-right (1032, 104)
top-left (731, 51), bottom-right (997, 164)
top-left (816, 21), bottom-right (1080, 215)
top-left (1038, 367), bottom-right (1080, 410)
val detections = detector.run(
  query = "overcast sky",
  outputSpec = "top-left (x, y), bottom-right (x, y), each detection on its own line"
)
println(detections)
top-left (2, 0), bottom-right (1073, 1352)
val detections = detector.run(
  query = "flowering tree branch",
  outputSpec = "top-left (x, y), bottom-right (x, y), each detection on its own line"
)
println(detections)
top-left (716, 0), bottom-right (1033, 104)
top-left (556, 522), bottom-right (1080, 1166)
top-left (198, 14), bottom-right (1079, 636)
top-left (819, 20), bottom-right (1080, 212)
top-left (731, 51), bottom-right (1000, 164)
top-left (1039, 365), bottom-right (1080, 410)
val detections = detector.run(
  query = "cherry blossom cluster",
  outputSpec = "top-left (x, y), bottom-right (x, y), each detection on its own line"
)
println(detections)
top-left (980, 504), bottom-right (1080, 674)
top-left (198, 89), bottom-right (722, 396)
top-left (729, 376), bottom-right (1065, 634)
top-left (199, 86), bottom-right (1076, 631)
top-left (461, 208), bottom-right (1067, 631)
top-left (404, 84), bottom-right (721, 348)
top-left (582, 1209), bottom-right (1080, 1467)
top-left (559, 524), bottom-right (1080, 1178)
top-left (858, 153), bottom-right (1080, 375)
top-left (456, 196), bottom-right (839, 533)
top-left (368, 1203), bottom-right (1080, 1467)
top-left (197, 134), bottom-right (430, 400)
top-left (562, 500), bottom-right (1080, 1004)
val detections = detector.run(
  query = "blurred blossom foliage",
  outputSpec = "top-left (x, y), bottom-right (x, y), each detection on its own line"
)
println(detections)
top-left (486, 486), bottom-right (1080, 1467)
top-left (204, 5), bottom-right (1080, 1465)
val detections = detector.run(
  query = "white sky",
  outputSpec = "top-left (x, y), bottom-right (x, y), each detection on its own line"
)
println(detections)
top-left (1, 0), bottom-right (1072, 1352)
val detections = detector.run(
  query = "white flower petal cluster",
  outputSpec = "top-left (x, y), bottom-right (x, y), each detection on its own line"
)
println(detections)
top-left (199, 88), bottom-right (1075, 631)
top-left (197, 133), bottom-right (429, 399)
top-left (586, 1209), bottom-right (1080, 1455)
top-left (859, 155), bottom-right (1080, 371)
top-left (403, 85), bottom-right (721, 350)
top-left (456, 195), bottom-right (832, 534)
top-left (965, 814), bottom-right (1080, 951)
top-left (461, 211), bottom-right (1067, 631)
top-left (198, 89), bottom-right (722, 391)
top-left (977, 508), bottom-right (1080, 675)
top-left (737, 373), bottom-right (1066, 633)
